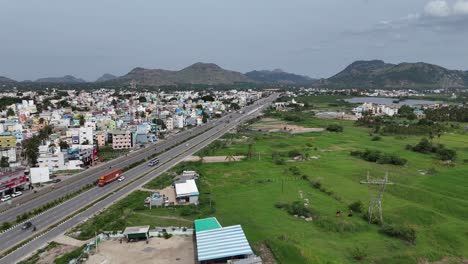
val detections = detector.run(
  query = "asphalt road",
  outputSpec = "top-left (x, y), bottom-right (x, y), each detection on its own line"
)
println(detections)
top-left (0, 94), bottom-right (277, 264)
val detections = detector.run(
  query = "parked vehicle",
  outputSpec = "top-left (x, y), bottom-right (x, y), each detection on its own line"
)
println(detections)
top-left (51, 179), bottom-right (61, 183)
top-left (118, 176), bottom-right (125, 182)
top-left (22, 222), bottom-right (32, 230)
top-left (148, 158), bottom-right (159, 167)
top-left (1, 195), bottom-right (11, 202)
top-left (98, 169), bottom-right (123, 187)
top-left (12, 191), bottom-right (22, 198)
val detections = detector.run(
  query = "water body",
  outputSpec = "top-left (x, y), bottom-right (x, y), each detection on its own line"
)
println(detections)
top-left (344, 97), bottom-right (441, 107)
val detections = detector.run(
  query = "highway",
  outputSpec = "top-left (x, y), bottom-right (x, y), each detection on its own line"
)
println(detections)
top-left (0, 93), bottom-right (277, 264)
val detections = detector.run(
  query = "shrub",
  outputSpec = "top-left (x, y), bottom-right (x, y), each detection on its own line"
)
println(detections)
top-left (371, 135), bottom-right (382, 141)
top-left (437, 148), bottom-right (457, 161)
top-left (348, 201), bottom-right (363, 213)
top-left (379, 224), bottom-right (416, 244)
top-left (350, 246), bottom-right (368, 261)
top-left (326, 124), bottom-right (343, 132)
top-left (350, 149), bottom-right (407, 165)
top-left (287, 201), bottom-right (312, 217)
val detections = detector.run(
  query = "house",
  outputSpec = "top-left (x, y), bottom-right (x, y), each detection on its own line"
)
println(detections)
top-left (110, 130), bottom-right (133, 150)
top-left (175, 179), bottom-right (199, 205)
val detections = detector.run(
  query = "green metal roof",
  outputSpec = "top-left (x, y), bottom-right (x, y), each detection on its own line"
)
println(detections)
top-left (194, 217), bottom-right (222, 232)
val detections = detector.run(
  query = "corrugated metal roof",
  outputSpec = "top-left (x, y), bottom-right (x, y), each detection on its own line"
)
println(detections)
top-left (175, 179), bottom-right (199, 197)
top-left (196, 225), bottom-right (253, 261)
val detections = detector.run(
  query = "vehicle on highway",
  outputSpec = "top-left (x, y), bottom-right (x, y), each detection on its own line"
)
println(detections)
top-left (148, 158), bottom-right (159, 167)
top-left (51, 179), bottom-right (61, 183)
top-left (22, 221), bottom-right (32, 230)
top-left (12, 191), bottom-right (22, 198)
top-left (98, 169), bottom-right (123, 187)
top-left (1, 195), bottom-right (11, 202)
top-left (118, 176), bottom-right (125, 182)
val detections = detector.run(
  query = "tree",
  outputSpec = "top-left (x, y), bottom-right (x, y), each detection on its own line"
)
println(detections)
top-left (48, 143), bottom-right (56, 154)
top-left (140, 111), bottom-right (146, 118)
top-left (138, 96), bottom-right (147, 103)
top-left (25, 136), bottom-right (40, 166)
top-left (6, 108), bottom-right (15, 117)
top-left (39, 117), bottom-right (45, 124)
top-left (59, 141), bottom-right (69, 150)
top-left (202, 116), bottom-right (208, 123)
top-left (230, 103), bottom-right (240, 110)
top-left (0, 156), bottom-right (9, 168)
top-left (79, 115), bottom-right (85, 126)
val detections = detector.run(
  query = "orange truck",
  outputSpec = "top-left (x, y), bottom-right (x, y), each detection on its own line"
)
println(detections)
top-left (98, 169), bottom-right (123, 187)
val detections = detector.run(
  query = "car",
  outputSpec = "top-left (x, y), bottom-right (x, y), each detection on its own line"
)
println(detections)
top-left (51, 179), bottom-right (61, 183)
top-left (1, 195), bottom-right (11, 202)
top-left (12, 191), bottom-right (22, 198)
top-left (118, 176), bottom-right (125, 182)
top-left (22, 222), bottom-right (32, 230)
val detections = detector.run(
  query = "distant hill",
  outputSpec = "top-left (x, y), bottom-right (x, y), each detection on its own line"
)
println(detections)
top-left (245, 69), bottom-right (315, 84)
top-left (35, 75), bottom-right (86, 84)
top-left (0, 76), bottom-right (16, 84)
top-left (324, 60), bottom-right (468, 89)
top-left (111, 62), bottom-right (253, 86)
top-left (96, 73), bottom-right (117, 82)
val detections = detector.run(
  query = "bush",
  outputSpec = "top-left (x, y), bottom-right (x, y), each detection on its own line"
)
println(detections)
top-left (437, 148), bottom-right (457, 161)
top-left (379, 224), bottom-right (416, 244)
top-left (350, 246), bottom-right (368, 261)
top-left (163, 232), bottom-right (173, 239)
top-left (371, 135), bottom-right (382, 141)
top-left (348, 201), bottom-right (363, 213)
top-left (350, 149), bottom-right (407, 165)
top-left (326, 124), bottom-right (343, 132)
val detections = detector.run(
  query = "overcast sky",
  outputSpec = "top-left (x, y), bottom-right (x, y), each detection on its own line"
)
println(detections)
top-left (1, 0), bottom-right (468, 81)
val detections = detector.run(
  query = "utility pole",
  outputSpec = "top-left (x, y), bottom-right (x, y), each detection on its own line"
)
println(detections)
top-left (360, 171), bottom-right (394, 225)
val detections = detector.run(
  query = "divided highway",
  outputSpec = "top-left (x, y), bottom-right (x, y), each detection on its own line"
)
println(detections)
top-left (0, 94), bottom-right (277, 264)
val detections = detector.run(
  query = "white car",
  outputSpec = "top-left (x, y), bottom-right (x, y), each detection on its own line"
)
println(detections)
top-left (118, 176), bottom-right (125, 182)
top-left (12, 191), bottom-right (22, 198)
top-left (1, 195), bottom-right (11, 202)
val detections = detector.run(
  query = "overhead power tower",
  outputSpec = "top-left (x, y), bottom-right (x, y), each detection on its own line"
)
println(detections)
top-left (360, 171), bottom-right (394, 225)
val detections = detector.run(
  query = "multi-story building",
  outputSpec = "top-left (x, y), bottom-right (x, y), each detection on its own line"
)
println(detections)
top-left (79, 127), bottom-right (93, 145)
top-left (94, 131), bottom-right (106, 147)
top-left (165, 117), bottom-right (174, 131)
top-left (111, 130), bottom-right (133, 149)
top-left (0, 168), bottom-right (28, 197)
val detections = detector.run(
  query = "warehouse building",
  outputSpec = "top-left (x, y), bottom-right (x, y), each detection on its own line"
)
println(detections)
top-left (123, 226), bottom-right (150, 240)
top-left (194, 217), bottom-right (261, 264)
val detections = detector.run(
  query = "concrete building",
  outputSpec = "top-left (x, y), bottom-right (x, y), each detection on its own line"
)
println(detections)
top-left (165, 117), bottom-right (174, 131)
top-left (79, 127), bottom-right (93, 145)
top-left (111, 130), bottom-right (133, 150)
top-left (94, 131), bottom-right (106, 147)
top-left (175, 179), bottom-right (199, 205)
top-left (0, 168), bottom-right (28, 197)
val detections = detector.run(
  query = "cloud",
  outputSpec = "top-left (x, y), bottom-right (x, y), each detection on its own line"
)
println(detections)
top-left (454, 0), bottom-right (468, 14)
top-left (424, 0), bottom-right (451, 17)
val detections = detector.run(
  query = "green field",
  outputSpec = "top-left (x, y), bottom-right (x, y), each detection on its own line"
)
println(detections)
top-left (76, 104), bottom-right (468, 263)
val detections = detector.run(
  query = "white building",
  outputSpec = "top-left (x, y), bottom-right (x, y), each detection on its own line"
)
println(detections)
top-left (165, 117), bottom-right (174, 131)
top-left (173, 115), bottom-right (184, 129)
top-left (175, 179), bottom-right (199, 205)
top-left (79, 127), bottom-right (94, 145)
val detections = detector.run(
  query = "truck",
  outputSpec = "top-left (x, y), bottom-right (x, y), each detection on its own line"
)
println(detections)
top-left (98, 169), bottom-right (123, 187)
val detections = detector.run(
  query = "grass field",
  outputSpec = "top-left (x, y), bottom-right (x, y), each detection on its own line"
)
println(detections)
top-left (76, 106), bottom-right (467, 263)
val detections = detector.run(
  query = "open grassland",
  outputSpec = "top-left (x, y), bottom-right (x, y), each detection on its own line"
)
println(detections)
top-left (188, 116), bottom-right (468, 263)
top-left (75, 113), bottom-right (467, 263)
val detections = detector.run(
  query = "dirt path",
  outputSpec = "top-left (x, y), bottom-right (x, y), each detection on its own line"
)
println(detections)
top-left (184, 156), bottom-right (245, 163)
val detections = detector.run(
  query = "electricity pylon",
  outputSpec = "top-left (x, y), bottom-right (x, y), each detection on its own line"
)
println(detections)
top-left (360, 171), bottom-right (394, 225)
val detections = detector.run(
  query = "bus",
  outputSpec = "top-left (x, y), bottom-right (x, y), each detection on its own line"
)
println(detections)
top-left (148, 158), bottom-right (160, 167)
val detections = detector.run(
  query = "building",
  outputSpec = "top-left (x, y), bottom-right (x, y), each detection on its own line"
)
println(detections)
top-left (0, 132), bottom-right (16, 148)
top-left (94, 131), bottom-right (106, 147)
top-left (165, 117), bottom-right (174, 131)
top-left (111, 130), bottom-right (133, 150)
top-left (123, 226), bottom-right (150, 240)
top-left (194, 217), bottom-right (260, 264)
top-left (0, 168), bottom-right (28, 197)
top-left (175, 179), bottom-right (199, 205)
top-left (79, 127), bottom-right (93, 145)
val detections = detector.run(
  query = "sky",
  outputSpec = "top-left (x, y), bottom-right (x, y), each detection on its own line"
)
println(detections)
top-left (1, 0), bottom-right (468, 81)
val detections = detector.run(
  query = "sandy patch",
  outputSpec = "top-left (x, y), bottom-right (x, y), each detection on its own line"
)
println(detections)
top-left (86, 236), bottom-right (194, 264)
top-left (184, 156), bottom-right (245, 163)
top-left (38, 244), bottom-right (77, 264)
top-left (250, 119), bottom-right (324, 134)
top-left (253, 243), bottom-right (278, 264)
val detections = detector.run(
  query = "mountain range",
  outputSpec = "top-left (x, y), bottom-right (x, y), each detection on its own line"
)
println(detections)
top-left (322, 60), bottom-right (468, 89)
top-left (1, 60), bottom-right (467, 89)
top-left (245, 69), bottom-right (315, 84)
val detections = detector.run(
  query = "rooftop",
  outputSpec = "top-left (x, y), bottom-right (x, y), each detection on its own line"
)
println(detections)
top-left (194, 217), bottom-right (222, 232)
top-left (175, 179), bottom-right (199, 198)
top-left (123, 226), bottom-right (150, 235)
top-left (196, 224), bottom-right (253, 261)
